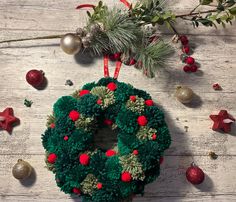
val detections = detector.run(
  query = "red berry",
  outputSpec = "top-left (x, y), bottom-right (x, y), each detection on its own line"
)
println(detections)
top-left (79, 89), bottom-right (90, 97)
top-left (97, 99), bottom-right (102, 105)
top-left (130, 96), bottom-right (136, 102)
top-left (97, 183), bottom-right (103, 189)
top-left (145, 100), bottom-right (154, 106)
top-left (47, 153), bottom-right (57, 164)
top-left (73, 188), bottom-right (81, 194)
top-left (121, 172), bottom-right (132, 182)
top-left (107, 82), bottom-right (117, 91)
top-left (152, 134), bottom-right (157, 140)
top-left (79, 153), bottom-right (90, 166)
top-left (109, 53), bottom-right (121, 61)
top-left (213, 83), bottom-right (221, 90)
top-left (182, 46), bottom-right (190, 54)
top-left (104, 119), bottom-right (113, 126)
top-left (26, 69), bottom-right (45, 87)
top-left (159, 157), bottom-right (164, 164)
top-left (133, 150), bottom-right (139, 155)
top-left (129, 59), bottom-right (136, 65)
top-left (186, 163), bottom-right (205, 185)
top-left (190, 65), bottom-right (198, 72)
top-left (183, 65), bottom-right (191, 72)
top-left (50, 123), bottom-right (55, 128)
top-left (106, 150), bottom-right (116, 157)
top-left (137, 116), bottom-right (148, 126)
top-left (179, 35), bottom-right (189, 45)
top-left (185, 57), bottom-right (195, 65)
top-left (64, 136), bottom-right (69, 141)
top-left (69, 110), bottom-right (80, 121)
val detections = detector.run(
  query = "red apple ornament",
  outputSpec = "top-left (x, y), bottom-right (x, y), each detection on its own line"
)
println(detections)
top-left (26, 69), bottom-right (45, 87)
top-left (186, 163), bottom-right (205, 185)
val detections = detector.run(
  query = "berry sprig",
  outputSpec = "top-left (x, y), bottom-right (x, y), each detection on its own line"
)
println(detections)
top-left (179, 35), bottom-right (199, 73)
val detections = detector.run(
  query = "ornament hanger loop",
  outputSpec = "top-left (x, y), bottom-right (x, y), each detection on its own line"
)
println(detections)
top-left (103, 55), bottom-right (122, 79)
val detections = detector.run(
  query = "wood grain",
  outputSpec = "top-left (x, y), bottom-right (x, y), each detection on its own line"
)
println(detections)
top-left (0, 0), bottom-right (236, 201)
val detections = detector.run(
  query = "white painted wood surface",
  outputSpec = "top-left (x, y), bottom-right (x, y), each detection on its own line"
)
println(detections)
top-left (0, 0), bottom-right (236, 201)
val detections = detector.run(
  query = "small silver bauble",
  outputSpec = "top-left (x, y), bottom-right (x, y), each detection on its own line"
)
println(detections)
top-left (82, 37), bottom-right (91, 48)
top-left (60, 33), bottom-right (82, 55)
top-left (90, 23), bottom-right (100, 32)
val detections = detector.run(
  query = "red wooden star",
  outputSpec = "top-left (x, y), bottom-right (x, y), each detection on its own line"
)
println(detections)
top-left (210, 110), bottom-right (235, 133)
top-left (0, 108), bottom-right (20, 133)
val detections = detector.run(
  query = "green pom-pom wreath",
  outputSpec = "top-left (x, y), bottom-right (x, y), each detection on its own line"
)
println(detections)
top-left (42, 78), bottom-right (171, 202)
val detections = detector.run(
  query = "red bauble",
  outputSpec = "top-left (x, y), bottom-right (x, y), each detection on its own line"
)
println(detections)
top-left (47, 153), bottom-right (57, 164)
top-left (106, 150), bottom-right (116, 157)
top-left (121, 172), bottom-right (132, 182)
top-left (190, 65), bottom-right (198, 72)
top-left (182, 46), bottom-right (190, 54)
top-left (145, 99), bottom-right (154, 106)
top-left (152, 133), bottom-right (157, 140)
top-left (130, 96), bottom-right (136, 102)
top-left (104, 119), bottom-right (113, 126)
top-left (79, 89), bottom-right (90, 97)
top-left (185, 57), bottom-right (195, 65)
top-left (97, 183), bottom-right (103, 189)
top-left (107, 82), bottom-right (117, 91)
top-left (79, 153), bottom-right (90, 165)
top-left (133, 150), bottom-right (139, 155)
top-left (186, 163), bottom-right (205, 185)
top-left (137, 116), bottom-right (148, 126)
top-left (69, 110), bottom-right (80, 121)
top-left (73, 187), bottom-right (81, 194)
top-left (179, 35), bottom-right (189, 45)
top-left (183, 65), bottom-right (191, 72)
top-left (26, 69), bottom-right (45, 87)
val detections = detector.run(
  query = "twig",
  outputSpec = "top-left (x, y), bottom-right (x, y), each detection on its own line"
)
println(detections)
top-left (176, 9), bottom-right (218, 18)
top-left (190, 4), bottom-right (201, 14)
top-left (167, 21), bottom-right (179, 36)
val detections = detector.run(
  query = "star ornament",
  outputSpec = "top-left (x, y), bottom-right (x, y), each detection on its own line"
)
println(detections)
top-left (210, 110), bottom-right (235, 133)
top-left (0, 108), bottom-right (20, 133)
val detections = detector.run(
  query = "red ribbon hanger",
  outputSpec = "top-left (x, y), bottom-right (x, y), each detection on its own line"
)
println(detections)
top-left (76, 4), bottom-right (95, 9)
top-left (103, 56), bottom-right (122, 79)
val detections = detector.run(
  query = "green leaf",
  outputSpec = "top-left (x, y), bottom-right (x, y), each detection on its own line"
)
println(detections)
top-left (200, 0), bottom-right (213, 5)
top-left (229, 7), bottom-right (236, 15)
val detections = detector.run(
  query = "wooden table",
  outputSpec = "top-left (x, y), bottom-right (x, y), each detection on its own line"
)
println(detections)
top-left (0, 0), bottom-right (235, 201)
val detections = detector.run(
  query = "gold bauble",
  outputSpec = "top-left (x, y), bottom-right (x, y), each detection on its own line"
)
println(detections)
top-left (12, 159), bottom-right (32, 180)
top-left (175, 86), bottom-right (194, 104)
top-left (60, 33), bottom-right (82, 55)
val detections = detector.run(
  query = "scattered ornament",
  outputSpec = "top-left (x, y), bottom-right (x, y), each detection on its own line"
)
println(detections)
top-left (209, 151), bottom-right (218, 160)
top-left (60, 33), bottom-right (82, 55)
top-left (24, 99), bottom-right (33, 107)
top-left (213, 83), bottom-right (222, 90)
top-left (12, 159), bottom-right (32, 180)
top-left (175, 86), bottom-right (194, 104)
top-left (210, 110), bottom-right (235, 133)
top-left (0, 107), bottom-right (20, 133)
top-left (26, 69), bottom-right (45, 88)
top-left (65, 79), bottom-right (73, 86)
top-left (186, 162), bottom-right (205, 185)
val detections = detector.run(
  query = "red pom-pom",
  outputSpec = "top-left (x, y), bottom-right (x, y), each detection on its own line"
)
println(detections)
top-left (186, 163), bottom-right (205, 185)
top-left (130, 96), bottom-right (136, 102)
top-left (152, 133), bottom-right (157, 140)
top-left (107, 82), bottom-right (117, 91)
top-left (79, 89), bottom-right (90, 97)
top-left (64, 136), bottom-right (69, 141)
top-left (97, 99), bottom-right (102, 105)
top-left (79, 153), bottom-right (90, 166)
top-left (97, 183), bottom-right (103, 189)
top-left (159, 157), bottom-right (164, 164)
top-left (190, 65), bottom-right (198, 72)
top-left (106, 150), bottom-right (116, 157)
top-left (104, 119), bottom-right (113, 126)
top-left (185, 57), bottom-right (195, 65)
top-left (50, 123), bottom-right (55, 128)
top-left (121, 172), bottom-right (132, 182)
top-left (133, 150), bottom-right (139, 155)
top-left (48, 153), bottom-right (57, 164)
top-left (183, 65), bottom-right (191, 72)
top-left (137, 116), bottom-right (148, 126)
top-left (145, 100), bottom-right (154, 106)
top-left (73, 188), bottom-right (81, 194)
top-left (182, 46), bottom-right (190, 54)
top-left (69, 110), bottom-right (80, 121)
top-left (179, 35), bottom-right (189, 45)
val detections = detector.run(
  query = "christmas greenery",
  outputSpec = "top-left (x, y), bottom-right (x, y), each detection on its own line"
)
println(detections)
top-left (42, 77), bottom-right (171, 202)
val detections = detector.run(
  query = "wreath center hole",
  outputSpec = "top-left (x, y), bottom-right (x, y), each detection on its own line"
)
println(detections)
top-left (94, 127), bottom-right (118, 151)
